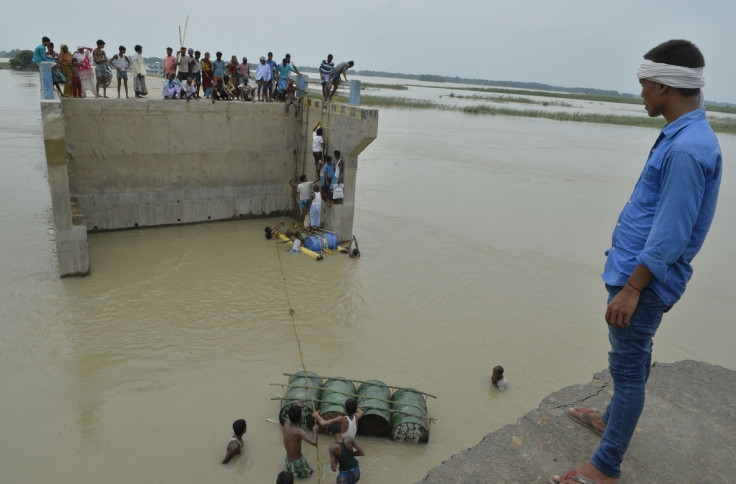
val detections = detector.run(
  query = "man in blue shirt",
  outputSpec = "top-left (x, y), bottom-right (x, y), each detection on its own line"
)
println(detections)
top-left (266, 52), bottom-right (278, 101)
top-left (552, 39), bottom-right (722, 484)
top-left (33, 36), bottom-right (51, 65)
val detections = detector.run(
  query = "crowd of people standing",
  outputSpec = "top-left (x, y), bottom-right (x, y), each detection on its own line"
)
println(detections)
top-left (34, 36), bottom-right (354, 104)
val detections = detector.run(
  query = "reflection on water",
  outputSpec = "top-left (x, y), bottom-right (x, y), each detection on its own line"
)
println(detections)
top-left (1, 69), bottom-right (734, 483)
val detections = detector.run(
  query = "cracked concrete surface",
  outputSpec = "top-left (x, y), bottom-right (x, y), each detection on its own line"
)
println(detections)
top-left (420, 360), bottom-right (736, 483)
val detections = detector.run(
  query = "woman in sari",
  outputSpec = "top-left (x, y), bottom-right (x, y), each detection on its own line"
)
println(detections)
top-left (201, 52), bottom-right (213, 98)
top-left (57, 44), bottom-right (73, 97)
top-left (227, 55), bottom-right (239, 88)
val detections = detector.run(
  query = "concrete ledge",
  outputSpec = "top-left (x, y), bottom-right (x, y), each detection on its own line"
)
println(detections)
top-left (420, 360), bottom-right (736, 483)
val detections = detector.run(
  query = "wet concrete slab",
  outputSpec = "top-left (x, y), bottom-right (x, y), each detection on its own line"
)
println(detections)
top-left (420, 360), bottom-right (736, 483)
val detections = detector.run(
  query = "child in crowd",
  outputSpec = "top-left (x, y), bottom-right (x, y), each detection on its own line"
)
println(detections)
top-left (222, 418), bottom-right (247, 464)
top-left (71, 58), bottom-right (82, 98)
top-left (284, 79), bottom-right (299, 117)
top-left (110, 45), bottom-right (131, 99)
top-left (492, 365), bottom-right (508, 391)
top-left (51, 64), bottom-right (65, 98)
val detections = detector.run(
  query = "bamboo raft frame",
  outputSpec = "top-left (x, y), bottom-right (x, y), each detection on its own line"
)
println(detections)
top-left (273, 374), bottom-right (437, 427)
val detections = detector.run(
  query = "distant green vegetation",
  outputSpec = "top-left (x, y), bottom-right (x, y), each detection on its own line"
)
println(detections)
top-left (360, 96), bottom-right (448, 109)
top-left (446, 92), bottom-right (573, 107)
top-left (423, 84), bottom-right (736, 115)
top-left (9, 50), bottom-right (34, 70)
top-left (422, 84), bottom-right (642, 105)
top-left (361, 83), bottom-right (408, 91)
top-left (357, 95), bottom-right (736, 134)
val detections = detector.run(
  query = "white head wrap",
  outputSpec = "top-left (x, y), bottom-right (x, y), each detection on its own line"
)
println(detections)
top-left (637, 59), bottom-right (705, 107)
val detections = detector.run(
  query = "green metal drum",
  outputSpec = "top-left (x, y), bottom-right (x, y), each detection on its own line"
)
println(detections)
top-left (318, 378), bottom-right (357, 420)
top-left (279, 371), bottom-right (322, 429)
top-left (390, 388), bottom-right (429, 443)
top-left (357, 380), bottom-right (392, 437)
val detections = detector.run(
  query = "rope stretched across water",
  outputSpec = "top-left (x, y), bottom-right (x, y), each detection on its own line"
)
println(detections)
top-left (274, 241), bottom-right (324, 483)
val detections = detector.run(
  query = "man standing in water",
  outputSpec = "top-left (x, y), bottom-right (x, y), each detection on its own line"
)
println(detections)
top-left (283, 404), bottom-right (319, 478)
top-left (327, 421), bottom-right (364, 484)
top-left (222, 418), bottom-right (246, 464)
top-left (551, 39), bottom-right (721, 484)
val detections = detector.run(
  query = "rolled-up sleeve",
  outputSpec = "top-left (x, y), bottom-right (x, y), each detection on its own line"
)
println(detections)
top-left (636, 151), bottom-right (705, 283)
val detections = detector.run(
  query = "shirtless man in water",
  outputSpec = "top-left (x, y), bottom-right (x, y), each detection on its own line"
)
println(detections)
top-left (283, 403), bottom-right (319, 478)
top-left (222, 418), bottom-right (247, 464)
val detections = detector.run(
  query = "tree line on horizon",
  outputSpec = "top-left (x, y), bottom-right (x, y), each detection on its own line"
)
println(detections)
top-left (4, 48), bottom-right (732, 106)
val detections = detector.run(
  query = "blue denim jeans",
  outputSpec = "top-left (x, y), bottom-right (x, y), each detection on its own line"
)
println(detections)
top-left (591, 284), bottom-right (669, 478)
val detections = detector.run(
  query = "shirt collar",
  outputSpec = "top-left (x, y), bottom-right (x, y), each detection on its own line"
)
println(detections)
top-left (662, 107), bottom-right (706, 139)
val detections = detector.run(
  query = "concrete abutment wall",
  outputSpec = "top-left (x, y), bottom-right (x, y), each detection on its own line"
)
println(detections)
top-left (41, 98), bottom-right (377, 277)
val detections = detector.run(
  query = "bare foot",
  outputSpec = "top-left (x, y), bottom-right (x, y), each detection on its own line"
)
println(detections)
top-left (568, 407), bottom-right (606, 435)
top-left (550, 463), bottom-right (618, 484)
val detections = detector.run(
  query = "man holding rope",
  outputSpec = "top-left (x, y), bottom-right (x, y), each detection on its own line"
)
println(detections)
top-left (551, 39), bottom-right (722, 484)
top-left (283, 403), bottom-right (319, 478)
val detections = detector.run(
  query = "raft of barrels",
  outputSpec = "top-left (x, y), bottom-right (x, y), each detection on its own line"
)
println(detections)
top-left (275, 371), bottom-right (434, 444)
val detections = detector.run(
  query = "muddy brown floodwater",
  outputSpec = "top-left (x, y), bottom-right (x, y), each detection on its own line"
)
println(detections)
top-left (1, 70), bottom-right (734, 483)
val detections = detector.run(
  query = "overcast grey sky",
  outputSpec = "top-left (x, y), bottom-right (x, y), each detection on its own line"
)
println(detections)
top-left (3, 0), bottom-right (734, 103)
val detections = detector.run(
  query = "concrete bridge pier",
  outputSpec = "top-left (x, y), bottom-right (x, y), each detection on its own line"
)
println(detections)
top-left (298, 99), bottom-right (378, 240)
top-left (40, 92), bottom-right (377, 277)
top-left (41, 101), bottom-right (90, 277)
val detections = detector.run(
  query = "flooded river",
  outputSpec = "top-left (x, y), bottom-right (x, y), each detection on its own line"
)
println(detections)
top-left (1, 70), bottom-right (734, 483)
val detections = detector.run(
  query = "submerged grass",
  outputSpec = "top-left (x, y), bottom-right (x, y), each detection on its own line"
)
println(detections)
top-left (357, 95), bottom-right (736, 134)
top-left (446, 92), bottom-right (573, 107)
top-left (360, 95), bottom-right (449, 109)
top-left (361, 83), bottom-right (409, 90)
top-left (413, 84), bottom-right (736, 115)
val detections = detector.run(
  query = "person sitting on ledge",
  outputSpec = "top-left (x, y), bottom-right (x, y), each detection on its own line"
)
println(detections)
top-left (211, 77), bottom-right (231, 103)
top-left (181, 75), bottom-right (197, 101)
top-left (162, 73), bottom-right (181, 99)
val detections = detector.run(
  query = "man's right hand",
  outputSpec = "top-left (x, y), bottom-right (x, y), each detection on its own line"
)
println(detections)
top-left (605, 286), bottom-right (640, 327)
